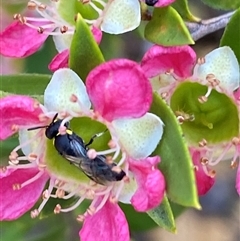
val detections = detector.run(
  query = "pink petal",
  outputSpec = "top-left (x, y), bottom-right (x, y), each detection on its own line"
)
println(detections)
top-left (0, 95), bottom-right (43, 140)
top-left (0, 168), bottom-right (49, 220)
top-left (234, 88), bottom-right (240, 103)
top-left (141, 45), bottom-right (196, 79)
top-left (91, 26), bottom-right (103, 44)
top-left (155, 0), bottom-right (175, 7)
top-left (0, 21), bottom-right (49, 57)
top-left (79, 200), bottom-right (130, 241)
top-left (236, 163), bottom-right (240, 195)
top-left (48, 49), bottom-right (69, 71)
top-left (86, 59), bottom-right (152, 121)
top-left (191, 149), bottom-right (215, 195)
top-left (129, 156), bottom-right (165, 212)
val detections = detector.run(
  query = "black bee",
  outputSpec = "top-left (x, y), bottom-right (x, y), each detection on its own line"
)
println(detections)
top-left (28, 114), bottom-right (126, 185)
top-left (145, 0), bottom-right (158, 6)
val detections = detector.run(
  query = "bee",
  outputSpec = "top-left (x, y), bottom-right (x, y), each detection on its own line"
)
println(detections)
top-left (145, 0), bottom-right (158, 6)
top-left (28, 114), bottom-right (126, 185)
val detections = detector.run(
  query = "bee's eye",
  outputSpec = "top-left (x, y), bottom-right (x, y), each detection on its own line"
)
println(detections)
top-left (145, 0), bottom-right (158, 6)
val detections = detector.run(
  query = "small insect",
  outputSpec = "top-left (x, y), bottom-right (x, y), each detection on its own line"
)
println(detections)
top-left (28, 114), bottom-right (126, 185)
top-left (145, 0), bottom-right (158, 6)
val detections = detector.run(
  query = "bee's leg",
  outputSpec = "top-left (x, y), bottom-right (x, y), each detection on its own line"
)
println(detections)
top-left (85, 129), bottom-right (108, 148)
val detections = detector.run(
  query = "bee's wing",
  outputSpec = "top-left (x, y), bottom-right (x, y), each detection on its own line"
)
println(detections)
top-left (68, 134), bottom-right (87, 157)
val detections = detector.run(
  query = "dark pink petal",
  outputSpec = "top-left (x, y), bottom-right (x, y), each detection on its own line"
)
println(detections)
top-left (48, 49), bottom-right (69, 72)
top-left (86, 59), bottom-right (152, 121)
top-left (191, 149), bottom-right (215, 195)
top-left (141, 45), bottom-right (196, 79)
top-left (0, 21), bottom-right (49, 57)
top-left (155, 0), bottom-right (175, 7)
top-left (91, 26), bottom-right (103, 44)
top-left (129, 156), bottom-right (165, 212)
top-left (79, 200), bottom-right (130, 241)
top-left (0, 95), bottom-right (43, 140)
top-left (0, 168), bottom-right (48, 220)
top-left (234, 88), bottom-right (240, 103)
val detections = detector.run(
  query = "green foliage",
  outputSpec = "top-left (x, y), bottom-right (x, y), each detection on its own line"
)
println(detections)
top-left (201, 0), bottom-right (240, 10)
top-left (172, 0), bottom-right (200, 21)
top-left (145, 6), bottom-right (194, 46)
top-left (170, 82), bottom-right (239, 144)
top-left (220, 8), bottom-right (240, 65)
top-left (69, 13), bottom-right (105, 81)
top-left (0, 74), bottom-right (51, 95)
top-left (147, 195), bottom-right (176, 233)
top-left (150, 93), bottom-right (200, 208)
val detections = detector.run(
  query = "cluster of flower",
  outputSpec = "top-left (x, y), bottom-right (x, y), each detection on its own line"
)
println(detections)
top-left (0, 1), bottom-right (239, 241)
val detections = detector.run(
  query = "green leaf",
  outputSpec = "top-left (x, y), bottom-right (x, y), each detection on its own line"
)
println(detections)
top-left (147, 195), bottom-right (176, 233)
top-left (220, 8), bottom-right (240, 64)
top-left (0, 74), bottom-right (51, 95)
top-left (69, 13), bottom-right (105, 81)
top-left (172, 0), bottom-right (200, 22)
top-left (170, 82), bottom-right (239, 144)
top-left (201, 0), bottom-right (240, 10)
top-left (144, 6), bottom-right (194, 46)
top-left (150, 93), bottom-right (200, 208)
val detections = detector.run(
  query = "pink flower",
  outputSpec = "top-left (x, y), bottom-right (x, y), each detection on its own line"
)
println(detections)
top-left (190, 149), bottom-right (215, 195)
top-left (1, 59), bottom-right (165, 241)
top-left (141, 45), bottom-right (240, 195)
top-left (0, 0), bottom-right (141, 65)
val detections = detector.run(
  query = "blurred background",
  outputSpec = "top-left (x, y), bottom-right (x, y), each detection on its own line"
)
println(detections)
top-left (1, 0), bottom-right (239, 240)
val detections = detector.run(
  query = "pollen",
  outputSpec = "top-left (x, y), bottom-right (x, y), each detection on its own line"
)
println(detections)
top-left (11, 124), bottom-right (19, 132)
top-left (199, 139), bottom-right (207, 147)
top-left (230, 161), bottom-right (238, 169)
top-left (60, 26), bottom-right (68, 34)
top-left (208, 169), bottom-right (216, 178)
top-left (54, 204), bottom-right (62, 214)
top-left (12, 183), bottom-right (21, 190)
top-left (56, 189), bottom-right (65, 198)
top-left (198, 95), bottom-right (208, 103)
top-left (200, 157), bottom-right (209, 165)
top-left (27, 1), bottom-right (37, 10)
top-left (31, 209), bottom-right (40, 218)
top-left (197, 57), bottom-right (206, 65)
top-left (13, 14), bottom-right (26, 24)
top-left (232, 137), bottom-right (240, 145)
top-left (87, 149), bottom-right (97, 159)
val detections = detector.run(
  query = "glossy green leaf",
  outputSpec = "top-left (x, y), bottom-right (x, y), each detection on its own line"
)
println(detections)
top-left (220, 8), bottom-right (240, 64)
top-left (69, 13), bottom-right (105, 81)
top-left (147, 195), bottom-right (176, 233)
top-left (150, 93), bottom-right (200, 208)
top-left (201, 0), bottom-right (240, 10)
top-left (172, 0), bottom-right (200, 21)
top-left (0, 74), bottom-right (51, 95)
top-left (170, 82), bottom-right (239, 144)
top-left (144, 6), bottom-right (194, 46)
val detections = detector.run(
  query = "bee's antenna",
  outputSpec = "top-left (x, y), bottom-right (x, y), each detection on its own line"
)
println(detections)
top-left (27, 125), bottom-right (49, 131)
top-left (28, 113), bottom-right (58, 131)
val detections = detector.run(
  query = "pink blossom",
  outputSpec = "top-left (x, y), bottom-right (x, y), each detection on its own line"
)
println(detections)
top-left (190, 149), bottom-right (215, 195)
top-left (141, 45), bottom-right (240, 195)
top-left (1, 60), bottom-right (165, 241)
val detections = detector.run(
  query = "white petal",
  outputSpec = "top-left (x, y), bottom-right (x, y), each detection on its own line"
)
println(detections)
top-left (53, 34), bottom-right (73, 52)
top-left (101, 0), bottom-right (141, 34)
top-left (117, 172), bottom-right (137, 204)
top-left (44, 68), bottom-right (91, 113)
top-left (112, 113), bottom-right (164, 159)
top-left (194, 46), bottom-right (240, 92)
top-left (18, 129), bottom-right (40, 155)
